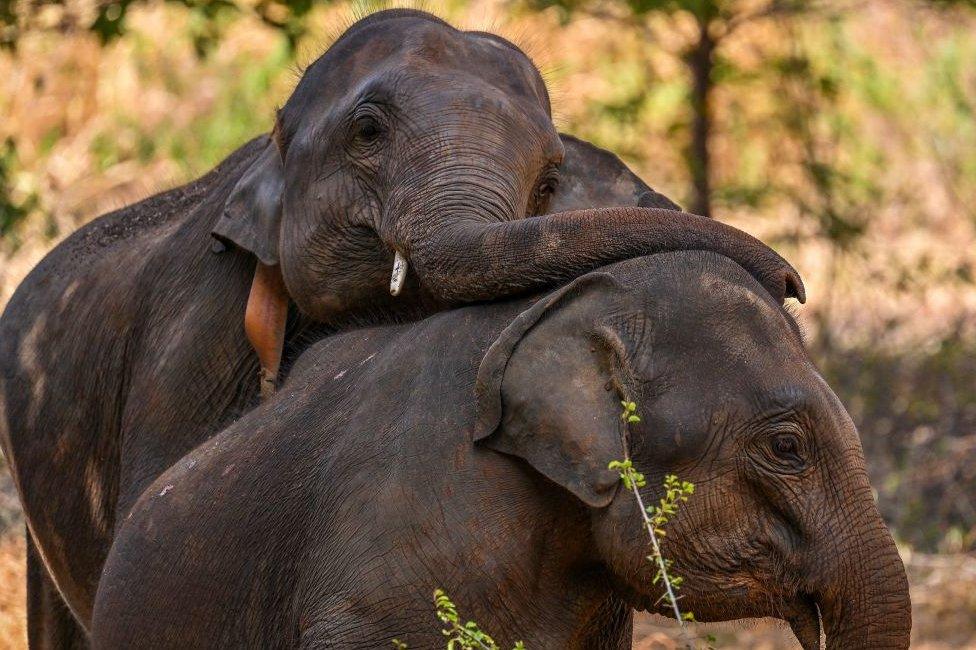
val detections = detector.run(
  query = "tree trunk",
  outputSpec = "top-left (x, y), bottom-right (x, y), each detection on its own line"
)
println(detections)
top-left (686, 17), bottom-right (715, 218)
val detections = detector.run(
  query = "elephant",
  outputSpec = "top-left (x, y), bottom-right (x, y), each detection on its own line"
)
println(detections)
top-left (89, 252), bottom-right (909, 650)
top-left (0, 8), bottom-right (806, 646)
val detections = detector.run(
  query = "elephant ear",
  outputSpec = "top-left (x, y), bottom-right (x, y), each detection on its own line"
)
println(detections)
top-left (474, 272), bottom-right (628, 508)
top-left (212, 136), bottom-right (284, 266)
top-left (549, 133), bottom-right (681, 213)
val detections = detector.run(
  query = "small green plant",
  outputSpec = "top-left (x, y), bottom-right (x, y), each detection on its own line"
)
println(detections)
top-left (609, 400), bottom-right (698, 644)
top-left (620, 399), bottom-right (642, 425)
top-left (390, 590), bottom-right (526, 650)
top-left (434, 588), bottom-right (501, 650)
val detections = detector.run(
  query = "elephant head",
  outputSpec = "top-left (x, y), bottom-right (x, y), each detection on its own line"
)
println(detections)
top-left (211, 9), bottom-right (804, 393)
top-left (474, 252), bottom-right (910, 649)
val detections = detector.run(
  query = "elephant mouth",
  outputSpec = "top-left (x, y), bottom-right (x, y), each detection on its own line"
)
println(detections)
top-left (784, 593), bottom-right (822, 650)
top-left (627, 586), bottom-right (821, 649)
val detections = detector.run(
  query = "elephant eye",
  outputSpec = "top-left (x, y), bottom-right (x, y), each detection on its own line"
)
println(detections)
top-left (772, 433), bottom-right (799, 459)
top-left (750, 418), bottom-right (810, 474)
top-left (349, 100), bottom-right (387, 147)
top-left (526, 164), bottom-right (560, 216)
top-left (765, 430), bottom-right (810, 474)
top-left (355, 115), bottom-right (382, 142)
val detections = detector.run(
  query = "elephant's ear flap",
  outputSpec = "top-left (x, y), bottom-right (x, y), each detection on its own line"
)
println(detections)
top-left (549, 134), bottom-right (681, 213)
top-left (473, 272), bottom-right (620, 442)
top-left (473, 272), bottom-right (627, 508)
top-left (212, 137), bottom-right (284, 266)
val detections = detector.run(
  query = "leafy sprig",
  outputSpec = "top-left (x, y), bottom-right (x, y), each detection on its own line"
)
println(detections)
top-left (395, 589), bottom-right (526, 650)
top-left (610, 400), bottom-right (699, 642)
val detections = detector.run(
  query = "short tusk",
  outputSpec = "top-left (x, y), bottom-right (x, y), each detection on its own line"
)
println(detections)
top-left (390, 250), bottom-right (408, 296)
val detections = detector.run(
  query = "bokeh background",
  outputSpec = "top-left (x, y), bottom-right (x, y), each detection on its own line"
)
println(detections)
top-left (1, 0), bottom-right (975, 647)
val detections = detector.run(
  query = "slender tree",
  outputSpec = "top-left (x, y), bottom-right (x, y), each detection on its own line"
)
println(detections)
top-left (527, 0), bottom-right (812, 218)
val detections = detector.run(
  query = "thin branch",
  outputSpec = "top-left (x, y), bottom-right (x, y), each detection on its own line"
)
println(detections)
top-left (629, 473), bottom-right (689, 632)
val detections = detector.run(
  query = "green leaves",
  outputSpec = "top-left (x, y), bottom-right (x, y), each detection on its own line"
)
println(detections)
top-left (0, 137), bottom-right (40, 241)
top-left (3, 0), bottom-right (314, 53)
top-left (611, 398), bottom-right (701, 645)
top-left (620, 400), bottom-right (642, 423)
top-left (649, 474), bottom-right (696, 533)
top-left (608, 458), bottom-right (647, 490)
top-left (432, 589), bottom-right (524, 650)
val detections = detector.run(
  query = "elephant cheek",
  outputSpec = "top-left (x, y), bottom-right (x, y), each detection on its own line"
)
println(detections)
top-left (277, 229), bottom-right (332, 321)
top-left (592, 498), bottom-right (659, 593)
top-left (278, 200), bottom-right (394, 323)
top-left (281, 256), bottom-right (390, 324)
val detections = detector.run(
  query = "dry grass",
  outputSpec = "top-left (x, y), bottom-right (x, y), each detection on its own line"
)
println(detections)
top-left (0, 535), bottom-right (26, 650)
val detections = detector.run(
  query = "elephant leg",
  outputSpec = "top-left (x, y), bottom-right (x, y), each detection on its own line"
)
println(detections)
top-left (26, 532), bottom-right (89, 650)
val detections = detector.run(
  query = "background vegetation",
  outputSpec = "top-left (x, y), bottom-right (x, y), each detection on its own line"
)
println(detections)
top-left (1, 0), bottom-right (975, 647)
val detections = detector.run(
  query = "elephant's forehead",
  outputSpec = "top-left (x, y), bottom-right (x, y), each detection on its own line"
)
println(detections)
top-left (331, 17), bottom-right (544, 100)
top-left (694, 272), bottom-right (803, 350)
top-left (700, 271), bottom-right (780, 317)
top-left (408, 28), bottom-right (528, 73)
top-left (325, 15), bottom-right (528, 73)
top-left (637, 270), bottom-right (813, 399)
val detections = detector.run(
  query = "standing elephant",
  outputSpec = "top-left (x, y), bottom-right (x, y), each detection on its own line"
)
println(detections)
top-left (0, 8), bottom-right (804, 646)
top-left (91, 252), bottom-right (908, 650)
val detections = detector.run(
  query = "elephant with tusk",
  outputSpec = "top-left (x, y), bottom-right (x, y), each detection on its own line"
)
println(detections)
top-left (91, 252), bottom-right (908, 650)
top-left (212, 9), bottom-right (802, 391)
top-left (0, 9), bottom-right (804, 646)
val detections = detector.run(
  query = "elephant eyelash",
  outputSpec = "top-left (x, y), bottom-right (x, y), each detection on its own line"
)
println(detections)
top-left (346, 102), bottom-right (391, 148)
top-left (525, 164), bottom-right (560, 216)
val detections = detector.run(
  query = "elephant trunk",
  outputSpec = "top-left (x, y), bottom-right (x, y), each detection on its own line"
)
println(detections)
top-left (814, 493), bottom-right (911, 649)
top-left (401, 204), bottom-right (805, 306)
top-left (392, 118), bottom-right (802, 306)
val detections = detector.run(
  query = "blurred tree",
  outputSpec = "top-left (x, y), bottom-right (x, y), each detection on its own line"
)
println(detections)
top-left (0, 0), bottom-right (315, 54)
top-left (526, 0), bottom-right (812, 218)
top-left (0, 137), bottom-right (38, 241)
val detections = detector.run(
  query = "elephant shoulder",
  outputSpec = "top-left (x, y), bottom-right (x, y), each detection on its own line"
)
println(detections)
top-left (1, 137), bottom-right (266, 326)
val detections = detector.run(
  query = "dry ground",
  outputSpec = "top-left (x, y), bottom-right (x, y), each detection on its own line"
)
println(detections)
top-left (0, 535), bottom-right (27, 650)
